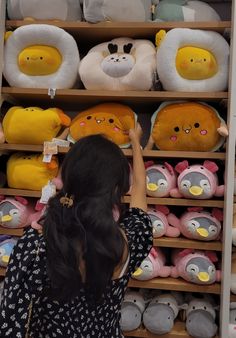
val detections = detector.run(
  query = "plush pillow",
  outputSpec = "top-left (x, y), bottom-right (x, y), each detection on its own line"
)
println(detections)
top-left (79, 37), bottom-right (157, 91)
top-left (4, 24), bottom-right (80, 89)
top-left (68, 103), bottom-right (136, 147)
top-left (3, 106), bottom-right (71, 145)
top-left (7, 0), bottom-right (82, 20)
top-left (156, 28), bottom-right (229, 92)
top-left (146, 101), bottom-right (228, 151)
top-left (7, 152), bottom-right (59, 191)
top-left (83, 0), bottom-right (153, 23)
top-left (153, 0), bottom-right (220, 22)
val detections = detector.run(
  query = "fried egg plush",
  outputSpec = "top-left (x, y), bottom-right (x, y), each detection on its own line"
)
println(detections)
top-left (146, 102), bottom-right (228, 152)
top-left (68, 103), bottom-right (136, 148)
top-left (3, 106), bottom-right (71, 145)
top-left (7, 0), bottom-right (82, 20)
top-left (7, 153), bottom-right (59, 190)
top-left (4, 24), bottom-right (80, 89)
top-left (156, 28), bottom-right (229, 92)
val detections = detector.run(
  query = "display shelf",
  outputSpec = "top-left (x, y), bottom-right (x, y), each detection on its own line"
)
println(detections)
top-left (123, 322), bottom-right (219, 338)
top-left (0, 143), bottom-right (226, 160)
top-left (128, 277), bottom-right (221, 294)
top-left (231, 294), bottom-right (236, 302)
top-left (154, 237), bottom-right (222, 251)
top-left (1, 87), bottom-right (228, 105)
top-left (0, 226), bottom-right (23, 236)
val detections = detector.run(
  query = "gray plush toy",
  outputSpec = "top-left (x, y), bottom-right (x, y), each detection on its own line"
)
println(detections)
top-left (184, 294), bottom-right (218, 338)
top-left (143, 292), bottom-right (184, 335)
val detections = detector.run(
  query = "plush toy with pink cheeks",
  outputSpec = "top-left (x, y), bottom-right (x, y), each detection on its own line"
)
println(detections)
top-left (0, 196), bottom-right (43, 229)
top-left (170, 160), bottom-right (224, 199)
top-left (132, 247), bottom-right (171, 281)
top-left (146, 161), bottom-right (177, 197)
top-left (168, 207), bottom-right (223, 241)
top-left (171, 249), bottom-right (221, 284)
top-left (148, 205), bottom-right (180, 238)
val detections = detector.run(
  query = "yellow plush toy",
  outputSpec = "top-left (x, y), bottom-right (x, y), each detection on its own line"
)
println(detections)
top-left (7, 153), bottom-right (59, 190)
top-left (68, 103), bottom-right (136, 148)
top-left (3, 106), bottom-right (71, 145)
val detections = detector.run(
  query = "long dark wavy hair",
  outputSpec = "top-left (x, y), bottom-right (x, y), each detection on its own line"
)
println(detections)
top-left (43, 135), bottom-right (130, 301)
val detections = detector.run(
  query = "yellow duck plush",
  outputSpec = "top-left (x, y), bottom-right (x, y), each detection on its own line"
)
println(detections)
top-left (7, 153), bottom-right (59, 191)
top-left (3, 106), bottom-right (71, 145)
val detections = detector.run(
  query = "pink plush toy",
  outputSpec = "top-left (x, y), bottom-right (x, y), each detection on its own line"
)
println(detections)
top-left (0, 122), bottom-right (4, 144)
top-left (0, 196), bottom-right (44, 229)
top-left (148, 205), bottom-right (180, 238)
top-left (146, 161), bottom-right (177, 197)
top-left (170, 160), bottom-right (224, 199)
top-left (171, 249), bottom-right (221, 284)
top-left (168, 207), bottom-right (223, 241)
top-left (132, 247), bottom-right (171, 281)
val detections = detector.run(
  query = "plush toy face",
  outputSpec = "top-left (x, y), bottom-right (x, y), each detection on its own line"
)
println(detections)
top-left (148, 212), bottom-right (165, 237)
top-left (143, 303), bottom-right (175, 335)
top-left (18, 45), bottom-right (62, 76)
top-left (176, 46), bottom-right (218, 80)
top-left (7, 153), bottom-right (59, 191)
top-left (151, 102), bottom-right (223, 152)
top-left (101, 51), bottom-right (135, 78)
top-left (146, 164), bottom-right (176, 197)
top-left (3, 106), bottom-right (71, 145)
top-left (0, 201), bottom-right (20, 228)
top-left (185, 216), bottom-right (219, 240)
top-left (132, 257), bottom-right (154, 280)
top-left (185, 257), bottom-right (216, 284)
top-left (69, 103), bottom-right (135, 147)
top-left (180, 172), bottom-right (212, 198)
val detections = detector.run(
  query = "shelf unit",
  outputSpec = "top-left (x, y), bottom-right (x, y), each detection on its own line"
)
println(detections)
top-left (0, 3), bottom-right (235, 338)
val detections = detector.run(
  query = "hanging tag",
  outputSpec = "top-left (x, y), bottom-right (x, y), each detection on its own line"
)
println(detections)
top-left (44, 141), bottom-right (58, 155)
top-left (52, 138), bottom-right (70, 148)
top-left (40, 181), bottom-right (56, 204)
top-left (43, 154), bottom-right (53, 163)
top-left (151, 4), bottom-right (156, 14)
top-left (48, 88), bottom-right (56, 99)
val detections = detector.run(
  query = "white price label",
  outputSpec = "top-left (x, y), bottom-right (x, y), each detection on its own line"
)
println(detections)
top-left (40, 181), bottom-right (56, 204)
top-left (52, 138), bottom-right (70, 148)
top-left (43, 154), bottom-right (53, 163)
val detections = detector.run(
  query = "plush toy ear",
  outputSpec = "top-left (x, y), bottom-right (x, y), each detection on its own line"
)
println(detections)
top-left (0, 195), bottom-right (5, 202)
top-left (14, 196), bottom-right (28, 205)
top-left (164, 162), bottom-right (174, 175)
top-left (150, 247), bottom-right (158, 258)
top-left (179, 249), bottom-right (194, 257)
top-left (175, 160), bottom-right (189, 174)
top-left (187, 207), bottom-right (203, 212)
top-left (205, 251), bottom-right (218, 263)
top-left (155, 205), bottom-right (169, 215)
top-left (35, 200), bottom-right (45, 211)
top-left (211, 208), bottom-right (224, 221)
top-left (145, 161), bottom-right (155, 169)
top-left (203, 161), bottom-right (218, 173)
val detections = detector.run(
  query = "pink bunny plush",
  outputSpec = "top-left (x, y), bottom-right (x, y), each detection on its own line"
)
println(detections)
top-left (132, 247), bottom-right (171, 281)
top-left (171, 249), bottom-right (221, 284)
top-left (170, 160), bottom-right (224, 199)
top-left (168, 207), bottom-right (223, 241)
top-left (0, 196), bottom-right (44, 229)
top-left (148, 205), bottom-right (180, 238)
top-left (146, 161), bottom-right (177, 197)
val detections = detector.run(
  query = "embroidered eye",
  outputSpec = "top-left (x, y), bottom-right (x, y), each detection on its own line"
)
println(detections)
top-left (122, 57), bottom-right (126, 60)
top-left (40, 57), bottom-right (43, 60)
top-left (204, 59), bottom-right (206, 62)
top-left (190, 59), bottom-right (193, 62)
top-left (109, 119), bottom-right (114, 123)
top-left (87, 116), bottom-right (92, 120)
top-left (194, 123), bottom-right (200, 128)
top-left (174, 127), bottom-right (180, 132)
top-left (27, 57), bottom-right (29, 60)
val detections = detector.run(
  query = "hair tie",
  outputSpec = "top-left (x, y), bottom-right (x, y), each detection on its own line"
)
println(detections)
top-left (60, 193), bottom-right (74, 208)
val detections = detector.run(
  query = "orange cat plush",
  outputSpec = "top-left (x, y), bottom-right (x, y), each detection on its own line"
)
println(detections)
top-left (68, 103), bottom-right (136, 148)
top-left (146, 102), bottom-right (228, 152)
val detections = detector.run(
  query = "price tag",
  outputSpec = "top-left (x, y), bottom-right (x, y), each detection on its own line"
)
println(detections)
top-left (40, 181), bottom-right (56, 204)
top-left (43, 154), bottom-right (53, 163)
top-left (44, 141), bottom-right (58, 155)
top-left (52, 138), bottom-right (70, 148)
top-left (48, 88), bottom-right (56, 99)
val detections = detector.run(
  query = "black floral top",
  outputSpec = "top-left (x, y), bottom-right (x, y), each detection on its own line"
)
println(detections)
top-left (0, 208), bottom-right (152, 338)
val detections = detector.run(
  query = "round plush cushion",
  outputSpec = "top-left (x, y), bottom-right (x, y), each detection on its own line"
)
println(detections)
top-left (156, 28), bottom-right (229, 92)
top-left (79, 37), bottom-right (156, 90)
top-left (4, 24), bottom-right (80, 89)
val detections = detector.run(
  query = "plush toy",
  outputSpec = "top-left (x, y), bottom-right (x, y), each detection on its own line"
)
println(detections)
top-left (147, 205), bottom-right (180, 238)
top-left (229, 303), bottom-right (236, 338)
top-left (171, 249), bottom-right (221, 284)
top-left (3, 106), bottom-right (71, 145)
top-left (7, 0), bottom-right (82, 20)
top-left (233, 205), bottom-right (236, 246)
top-left (143, 292), bottom-right (184, 335)
top-left (79, 38), bottom-right (156, 91)
top-left (120, 290), bottom-right (146, 332)
top-left (231, 253), bottom-right (236, 294)
top-left (145, 102), bottom-right (228, 152)
top-left (4, 24), bottom-right (80, 89)
top-left (156, 28), bottom-right (229, 92)
top-left (0, 235), bottom-right (18, 267)
top-left (132, 247), bottom-right (171, 280)
top-left (0, 122), bottom-right (4, 144)
top-left (170, 160), bottom-right (224, 199)
top-left (7, 152), bottom-right (59, 191)
top-left (0, 196), bottom-right (44, 229)
top-left (153, 0), bottom-right (220, 22)
top-left (68, 103), bottom-right (136, 147)
top-left (184, 294), bottom-right (218, 338)
top-left (146, 161), bottom-right (177, 197)
top-left (168, 207), bottom-right (222, 241)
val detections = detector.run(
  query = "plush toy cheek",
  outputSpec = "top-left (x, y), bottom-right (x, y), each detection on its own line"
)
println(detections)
top-left (170, 136), bottom-right (177, 142)
top-left (114, 127), bottom-right (120, 132)
top-left (200, 130), bottom-right (207, 135)
top-left (80, 122), bottom-right (86, 127)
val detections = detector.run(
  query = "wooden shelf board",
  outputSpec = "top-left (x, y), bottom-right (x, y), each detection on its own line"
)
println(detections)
top-left (154, 237), bottom-right (222, 251)
top-left (0, 267), bottom-right (6, 276)
top-left (2, 87), bottom-right (228, 104)
top-left (128, 277), bottom-right (221, 294)
top-left (124, 322), bottom-right (219, 338)
top-left (0, 226), bottom-right (23, 236)
top-left (0, 188), bottom-right (41, 198)
top-left (0, 144), bottom-right (226, 160)
top-left (231, 294), bottom-right (236, 302)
